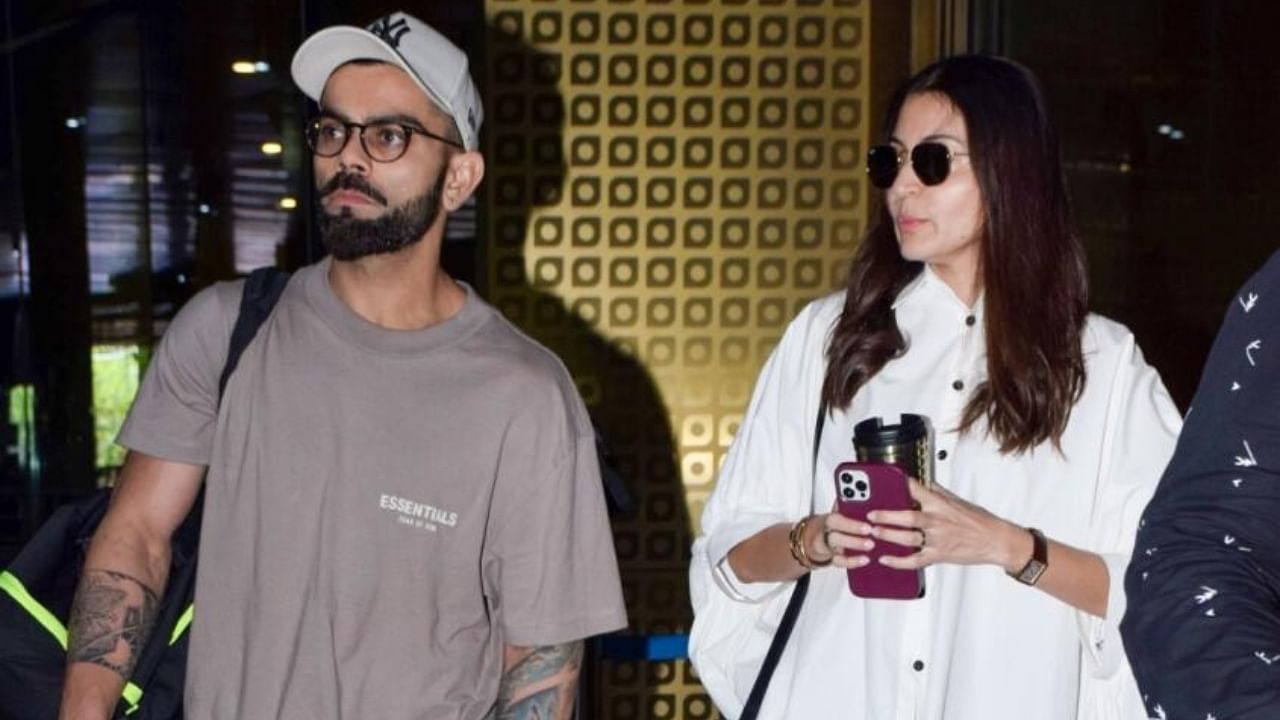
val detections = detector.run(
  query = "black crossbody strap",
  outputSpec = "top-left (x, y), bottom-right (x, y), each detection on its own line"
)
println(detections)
top-left (739, 399), bottom-right (828, 720)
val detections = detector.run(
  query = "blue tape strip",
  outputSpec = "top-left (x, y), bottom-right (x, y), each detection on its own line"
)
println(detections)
top-left (598, 633), bottom-right (689, 660)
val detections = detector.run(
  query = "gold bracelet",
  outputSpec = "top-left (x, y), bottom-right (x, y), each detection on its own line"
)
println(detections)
top-left (788, 516), bottom-right (831, 570)
top-left (788, 518), bottom-right (807, 568)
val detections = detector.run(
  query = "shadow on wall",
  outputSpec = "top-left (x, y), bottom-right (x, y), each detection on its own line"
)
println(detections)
top-left (479, 20), bottom-right (695, 719)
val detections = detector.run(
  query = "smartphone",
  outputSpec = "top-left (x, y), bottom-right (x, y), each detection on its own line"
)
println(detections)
top-left (834, 461), bottom-right (925, 600)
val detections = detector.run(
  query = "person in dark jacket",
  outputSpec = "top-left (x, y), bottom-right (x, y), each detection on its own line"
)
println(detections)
top-left (1123, 251), bottom-right (1280, 719)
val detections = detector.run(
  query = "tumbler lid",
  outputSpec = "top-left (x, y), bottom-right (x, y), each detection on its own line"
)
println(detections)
top-left (853, 414), bottom-right (930, 449)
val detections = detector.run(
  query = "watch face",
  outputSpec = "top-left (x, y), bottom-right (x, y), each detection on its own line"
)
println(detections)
top-left (1018, 559), bottom-right (1048, 586)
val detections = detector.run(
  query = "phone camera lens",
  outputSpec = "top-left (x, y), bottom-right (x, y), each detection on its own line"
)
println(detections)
top-left (854, 480), bottom-right (868, 492)
top-left (839, 472), bottom-right (852, 485)
top-left (841, 487), bottom-right (855, 499)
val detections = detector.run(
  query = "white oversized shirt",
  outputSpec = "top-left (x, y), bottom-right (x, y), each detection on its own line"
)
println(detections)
top-left (689, 268), bottom-right (1182, 720)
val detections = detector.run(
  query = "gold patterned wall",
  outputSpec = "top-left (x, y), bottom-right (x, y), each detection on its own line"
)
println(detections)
top-left (482, 1), bottom-right (871, 716)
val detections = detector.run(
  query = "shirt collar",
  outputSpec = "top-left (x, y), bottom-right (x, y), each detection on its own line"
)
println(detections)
top-left (892, 264), bottom-right (985, 321)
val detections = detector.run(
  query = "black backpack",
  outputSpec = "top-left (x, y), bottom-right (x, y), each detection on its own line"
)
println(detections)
top-left (0, 267), bottom-right (289, 720)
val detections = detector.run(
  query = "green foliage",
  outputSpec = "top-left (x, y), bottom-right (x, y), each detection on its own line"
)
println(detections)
top-left (91, 345), bottom-right (143, 469)
top-left (8, 384), bottom-right (35, 472)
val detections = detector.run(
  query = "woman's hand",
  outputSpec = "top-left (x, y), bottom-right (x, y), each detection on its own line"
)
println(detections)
top-left (813, 511), bottom-right (874, 570)
top-left (868, 480), bottom-right (1031, 572)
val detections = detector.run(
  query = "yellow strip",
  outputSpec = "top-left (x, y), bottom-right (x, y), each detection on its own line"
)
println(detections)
top-left (122, 682), bottom-right (143, 713)
top-left (169, 604), bottom-right (194, 645)
top-left (2, 571), bottom-right (150, 713)
top-left (0, 570), bottom-right (68, 649)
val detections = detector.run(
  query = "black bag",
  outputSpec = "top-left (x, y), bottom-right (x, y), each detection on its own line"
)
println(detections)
top-left (0, 267), bottom-right (289, 720)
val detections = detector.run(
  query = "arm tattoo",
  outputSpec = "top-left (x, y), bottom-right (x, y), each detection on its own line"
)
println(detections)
top-left (492, 641), bottom-right (583, 720)
top-left (66, 569), bottom-right (160, 679)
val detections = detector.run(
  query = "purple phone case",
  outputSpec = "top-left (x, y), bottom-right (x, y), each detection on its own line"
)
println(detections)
top-left (834, 461), bottom-right (925, 600)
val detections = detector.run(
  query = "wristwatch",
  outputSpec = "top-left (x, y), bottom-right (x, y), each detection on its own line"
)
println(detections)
top-left (1008, 527), bottom-right (1048, 586)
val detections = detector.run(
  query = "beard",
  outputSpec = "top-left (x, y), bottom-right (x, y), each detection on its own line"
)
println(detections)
top-left (317, 168), bottom-right (447, 261)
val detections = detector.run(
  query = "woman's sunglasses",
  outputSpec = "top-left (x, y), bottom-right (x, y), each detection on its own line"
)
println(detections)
top-left (866, 142), bottom-right (970, 189)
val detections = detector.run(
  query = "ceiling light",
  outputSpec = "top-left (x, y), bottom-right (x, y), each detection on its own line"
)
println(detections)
top-left (232, 60), bottom-right (271, 75)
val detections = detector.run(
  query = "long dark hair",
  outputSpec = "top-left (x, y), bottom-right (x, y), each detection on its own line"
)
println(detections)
top-left (822, 55), bottom-right (1087, 454)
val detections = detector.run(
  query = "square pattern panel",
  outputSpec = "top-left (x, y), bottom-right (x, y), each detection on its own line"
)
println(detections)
top-left (484, 1), bottom-right (870, 716)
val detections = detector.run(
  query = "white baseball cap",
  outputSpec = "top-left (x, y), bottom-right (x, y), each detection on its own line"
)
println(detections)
top-left (291, 11), bottom-right (483, 151)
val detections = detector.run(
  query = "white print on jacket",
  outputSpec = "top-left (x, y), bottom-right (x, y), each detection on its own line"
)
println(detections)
top-left (1144, 288), bottom-right (1273, 720)
top-left (1234, 440), bottom-right (1258, 467)
top-left (1255, 652), bottom-right (1280, 665)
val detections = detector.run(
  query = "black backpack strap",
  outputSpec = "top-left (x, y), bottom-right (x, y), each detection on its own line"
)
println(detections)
top-left (739, 400), bottom-right (827, 720)
top-left (121, 267), bottom-right (289, 713)
top-left (171, 267), bottom-right (289, 559)
top-left (218, 267), bottom-right (290, 401)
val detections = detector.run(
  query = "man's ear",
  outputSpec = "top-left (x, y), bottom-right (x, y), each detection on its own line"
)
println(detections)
top-left (442, 151), bottom-right (485, 212)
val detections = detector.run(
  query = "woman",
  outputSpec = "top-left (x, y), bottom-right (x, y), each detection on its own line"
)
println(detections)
top-left (689, 55), bottom-right (1181, 719)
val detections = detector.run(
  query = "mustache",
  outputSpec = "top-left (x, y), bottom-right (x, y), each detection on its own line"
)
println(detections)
top-left (319, 172), bottom-right (388, 206)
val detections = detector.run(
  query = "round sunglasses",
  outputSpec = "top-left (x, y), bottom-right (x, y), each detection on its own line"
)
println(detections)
top-left (866, 142), bottom-right (970, 189)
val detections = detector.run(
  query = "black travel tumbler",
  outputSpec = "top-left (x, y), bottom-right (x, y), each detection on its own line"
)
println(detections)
top-left (852, 414), bottom-right (934, 488)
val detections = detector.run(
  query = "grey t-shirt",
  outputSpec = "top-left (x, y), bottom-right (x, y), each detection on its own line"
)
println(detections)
top-left (119, 259), bottom-right (627, 719)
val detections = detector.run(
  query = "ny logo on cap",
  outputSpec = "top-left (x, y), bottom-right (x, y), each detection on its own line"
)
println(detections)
top-left (368, 15), bottom-right (411, 48)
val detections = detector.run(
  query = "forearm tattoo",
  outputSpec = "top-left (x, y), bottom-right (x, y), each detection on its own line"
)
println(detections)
top-left (66, 569), bottom-right (160, 679)
top-left (492, 641), bottom-right (584, 720)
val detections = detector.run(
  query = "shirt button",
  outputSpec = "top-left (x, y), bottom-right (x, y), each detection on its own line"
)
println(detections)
top-left (965, 315), bottom-right (976, 327)
top-left (938, 450), bottom-right (948, 461)
top-left (913, 659), bottom-right (925, 671)
top-left (952, 380), bottom-right (964, 391)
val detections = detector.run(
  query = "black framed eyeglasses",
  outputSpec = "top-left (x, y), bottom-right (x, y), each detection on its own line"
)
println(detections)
top-left (866, 142), bottom-right (970, 189)
top-left (305, 116), bottom-right (463, 162)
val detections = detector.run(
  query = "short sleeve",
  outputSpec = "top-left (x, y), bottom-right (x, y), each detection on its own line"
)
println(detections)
top-left (116, 281), bottom-right (241, 465)
top-left (484, 370), bottom-right (627, 647)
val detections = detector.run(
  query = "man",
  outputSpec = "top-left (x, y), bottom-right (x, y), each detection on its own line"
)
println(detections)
top-left (58, 11), bottom-right (626, 719)
top-left (1122, 251), bottom-right (1280, 719)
